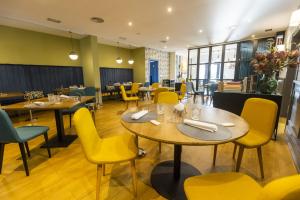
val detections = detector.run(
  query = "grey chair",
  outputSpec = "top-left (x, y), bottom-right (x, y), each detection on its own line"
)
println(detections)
top-left (0, 109), bottom-right (51, 176)
top-left (186, 82), bottom-right (205, 104)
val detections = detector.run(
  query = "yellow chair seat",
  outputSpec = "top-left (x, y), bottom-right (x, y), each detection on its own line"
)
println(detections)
top-left (178, 94), bottom-right (184, 100)
top-left (235, 129), bottom-right (270, 148)
top-left (90, 133), bottom-right (138, 164)
top-left (124, 96), bottom-right (139, 101)
top-left (184, 173), bottom-right (262, 200)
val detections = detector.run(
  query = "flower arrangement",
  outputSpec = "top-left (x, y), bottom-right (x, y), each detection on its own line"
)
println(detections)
top-left (251, 48), bottom-right (299, 77)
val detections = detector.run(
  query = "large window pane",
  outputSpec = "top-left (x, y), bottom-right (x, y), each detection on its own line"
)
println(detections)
top-left (188, 49), bottom-right (198, 64)
top-left (211, 46), bottom-right (222, 63)
top-left (198, 64), bottom-right (208, 79)
top-left (189, 65), bottom-right (197, 79)
top-left (199, 48), bottom-right (209, 64)
top-left (225, 44), bottom-right (237, 62)
top-left (210, 63), bottom-right (221, 79)
top-left (223, 63), bottom-right (235, 79)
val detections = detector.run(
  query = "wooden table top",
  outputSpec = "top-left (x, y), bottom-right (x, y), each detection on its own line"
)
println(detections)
top-left (1, 96), bottom-right (94, 111)
top-left (0, 92), bottom-right (24, 100)
top-left (121, 104), bottom-right (249, 146)
top-left (139, 87), bottom-right (175, 92)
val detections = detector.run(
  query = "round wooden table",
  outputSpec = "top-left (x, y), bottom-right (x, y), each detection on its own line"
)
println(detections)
top-left (121, 104), bottom-right (249, 200)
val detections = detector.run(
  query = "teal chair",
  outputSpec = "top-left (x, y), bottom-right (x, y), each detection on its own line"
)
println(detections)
top-left (0, 109), bottom-right (51, 176)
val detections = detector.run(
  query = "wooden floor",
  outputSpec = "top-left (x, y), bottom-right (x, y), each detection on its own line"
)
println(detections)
top-left (0, 98), bottom-right (298, 200)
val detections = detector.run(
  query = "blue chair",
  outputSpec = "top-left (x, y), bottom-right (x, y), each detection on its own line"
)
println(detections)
top-left (0, 109), bottom-right (51, 176)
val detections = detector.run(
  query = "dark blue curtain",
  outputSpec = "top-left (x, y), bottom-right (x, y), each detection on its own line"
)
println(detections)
top-left (0, 64), bottom-right (83, 94)
top-left (99, 67), bottom-right (133, 92)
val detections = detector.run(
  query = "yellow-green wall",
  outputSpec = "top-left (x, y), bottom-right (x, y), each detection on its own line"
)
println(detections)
top-left (133, 47), bottom-right (146, 83)
top-left (0, 25), bottom-right (81, 66)
top-left (98, 43), bottom-right (133, 68)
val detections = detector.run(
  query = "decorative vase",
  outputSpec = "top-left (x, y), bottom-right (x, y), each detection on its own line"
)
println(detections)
top-left (258, 74), bottom-right (277, 94)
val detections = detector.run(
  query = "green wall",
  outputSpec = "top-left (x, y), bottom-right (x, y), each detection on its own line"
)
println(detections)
top-left (98, 43), bottom-right (134, 68)
top-left (0, 25), bottom-right (81, 66)
top-left (133, 47), bottom-right (146, 83)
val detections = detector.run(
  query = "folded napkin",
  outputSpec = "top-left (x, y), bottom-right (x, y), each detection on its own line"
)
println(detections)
top-left (131, 110), bottom-right (149, 120)
top-left (33, 101), bottom-right (46, 106)
top-left (60, 95), bottom-right (70, 99)
top-left (184, 119), bottom-right (218, 133)
top-left (174, 103), bottom-right (185, 112)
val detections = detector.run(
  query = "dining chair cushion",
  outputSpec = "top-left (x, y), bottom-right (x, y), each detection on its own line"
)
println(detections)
top-left (16, 126), bottom-right (49, 142)
top-left (234, 129), bottom-right (270, 147)
top-left (184, 173), bottom-right (262, 200)
top-left (158, 92), bottom-right (179, 104)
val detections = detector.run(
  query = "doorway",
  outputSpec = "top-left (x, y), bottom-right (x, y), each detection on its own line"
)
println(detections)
top-left (149, 60), bottom-right (159, 84)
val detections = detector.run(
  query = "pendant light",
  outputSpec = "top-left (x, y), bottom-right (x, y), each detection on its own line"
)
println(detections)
top-left (128, 45), bottom-right (134, 65)
top-left (116, 42), bottom-right (123, 64)
top-left (68, 31), bottom-right (79, 60)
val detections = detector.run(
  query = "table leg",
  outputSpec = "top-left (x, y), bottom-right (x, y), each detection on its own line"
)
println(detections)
top-left (150, 144), bottom-right (200, 200)
top-left (41, 110), bottom-right (77, 148)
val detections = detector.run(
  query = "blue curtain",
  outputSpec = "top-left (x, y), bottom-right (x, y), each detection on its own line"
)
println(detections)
top-left (0, 64), bottom-right (83, 94)
top-left (99, 67), bottom-right (133, 92)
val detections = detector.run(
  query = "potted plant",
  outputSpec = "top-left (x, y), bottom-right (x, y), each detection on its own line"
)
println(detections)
top-left (251, 47), bottom-right (299, 94)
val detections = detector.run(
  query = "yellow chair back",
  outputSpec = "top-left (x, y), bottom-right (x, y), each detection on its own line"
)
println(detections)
top-left (131, 83), bottom-right (140, 95)
top-left (180, 83), bottom-right (187, 95)
top-left (154, 88), bottom-right (168, 103)
top-left (73, 107), bottom-right (101, 163)
top-left (120, 85), bottom-right (129, 100)
top-left (241, 98), bottom-right (278, 142)
top-left (158, 92), bottom-right (179, 104)
top-left (151, 82), bottom-right (159, 89)
top-left (259, 175), bottom-right (300, 200)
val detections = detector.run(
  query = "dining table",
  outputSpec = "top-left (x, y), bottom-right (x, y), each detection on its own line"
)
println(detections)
top-left (121, 104), bottom-right (249, 200)
top-left (138, 86), bottom-right (175, 100)
top-left (1, 96), bottom-right (94, 148)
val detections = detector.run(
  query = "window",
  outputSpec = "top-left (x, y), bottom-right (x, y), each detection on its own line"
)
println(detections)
top-left (223, 44), bottom-right (237, 80)
top-left (189, 49), bottom-right (198, 64)
top-left (199, 48), bottom-right (209, 64)
top-left (189, 65), bottom-right (197, 79)
top-left (211, 46), bottom-right (223, 80)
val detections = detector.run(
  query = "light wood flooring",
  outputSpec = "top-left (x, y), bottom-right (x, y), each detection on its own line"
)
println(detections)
top-left (0, 98), bottom-right (298, 200)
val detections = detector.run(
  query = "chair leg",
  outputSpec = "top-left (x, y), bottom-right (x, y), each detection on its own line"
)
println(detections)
top-left (103, 164), bottom-right (105, 176)
top-left (18, 143), bottom-right (29, 176)
top-left (130, 160), bottom-right (138, 198)
top-left (193, 94), bottom-right (196, 103)
top-left (43, 132), bottom-right (51, 158)
top-left (158, 142), bottom-right (162, 153)
top-left (213, 145), bottom-right (218, 166)
top-left (233, 143), bottom-right (237, 159)
top-left (235, 145), bottom-right (244, 172)
top-left (136, 100), bottom-right (138, 107)
top-left (126, 101), bottom-right (129, 110)
top-left (96, 164), bottom-right (103, 200)
top-left (0, 144), bottom-right (5, 174)
top-left (257, 147), bottom-right (264, 179)
top-left (201, 93), bottom-right (205, 104)
top-left (69, 114), bottom-right (72, 128)
top-left (24, 142), bottom-right (31, 157)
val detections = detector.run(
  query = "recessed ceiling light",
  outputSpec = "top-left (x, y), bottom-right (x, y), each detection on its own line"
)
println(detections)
top-left (166, 36), bottom-right (170, 40)
top-left (167, 7), bottom-right (173, 13)
top-left (164, 46), bottom-right (167, 49)
top-left (47, 18), bottom-right (61, 23)
top-left (198, 29), bottom-right (203, 33)
top-left (251, 34), bottom-right (256, 38)
top-left (90, 17), bottom-right (104, 23)
top-left (128, 21), bottom-right (133, 26)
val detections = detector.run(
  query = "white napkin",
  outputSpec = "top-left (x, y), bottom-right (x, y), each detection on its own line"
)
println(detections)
top-left (60, 95), bottom-right (70, 99)
top-left (33, 101), bottom-right (46, 106)
top-left (131, 110), bottom-right (149, 120)
top-left (184, 119), bottom-right (218, 132)
top-left (174, 103), bottom-right (185, 112)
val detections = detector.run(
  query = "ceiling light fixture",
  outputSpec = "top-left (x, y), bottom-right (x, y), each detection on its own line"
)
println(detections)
top-left (90, 17), bottom-right (104, 23)
top-left (68, 31), bottom-right (79, 61)
top-left (251, 34), bottom-right (256, 38)
top-left (128, 21), bottom-right (133, 26)
top-left (116, 42), bottom-right (123, 64)
top-left (167, 7), bottom-right (173, 13)
top-left (166, 36), bottom-right (170, 40)
top-left (198, 29), bottom-right (203, 33)
top-left (164, 46), bottom-right (167, 49)
top-left (128, 45), bottom-right (135, 65)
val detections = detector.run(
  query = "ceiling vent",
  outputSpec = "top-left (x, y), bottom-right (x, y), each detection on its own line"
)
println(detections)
top-left (119, 36), bottom-right (127, 41)
top-left (90, 17), bottom-right (104, 23)
top-left (265, 28), bottom-right (273, 32)
top-left (160, 40), bottom-right (167, 43)
top-left (47, 18), bottom-right (61, 23)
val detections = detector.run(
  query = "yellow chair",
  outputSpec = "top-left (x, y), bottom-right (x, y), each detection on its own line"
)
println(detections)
top-left (158, 92), bottom-right (179, 104)
top-left (184, 172), bottom-right (300, 200)
top-left (153, 88), bottom-right (168, 104)
top-left (150, 82), bottom-right (160, 97)
top-left (127, 83), bottom-right (140, 96)
top-left (178, 83), bottom-right (187, 101)
top-left (73, 108), bottom-right (138, 200)
top-left (213, 98), bottom-right (278, 178)
top-left (120, 85), bottom-right (139, 109)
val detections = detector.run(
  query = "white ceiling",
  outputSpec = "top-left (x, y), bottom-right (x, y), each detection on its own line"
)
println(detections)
top-left (0, 0), bottom-right (298, 51)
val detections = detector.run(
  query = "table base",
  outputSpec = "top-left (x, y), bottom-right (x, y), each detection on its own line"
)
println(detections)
top-left (151, 160), bottom-right (200, 200)
top-left (41, 135), bottom-right (78, 148)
